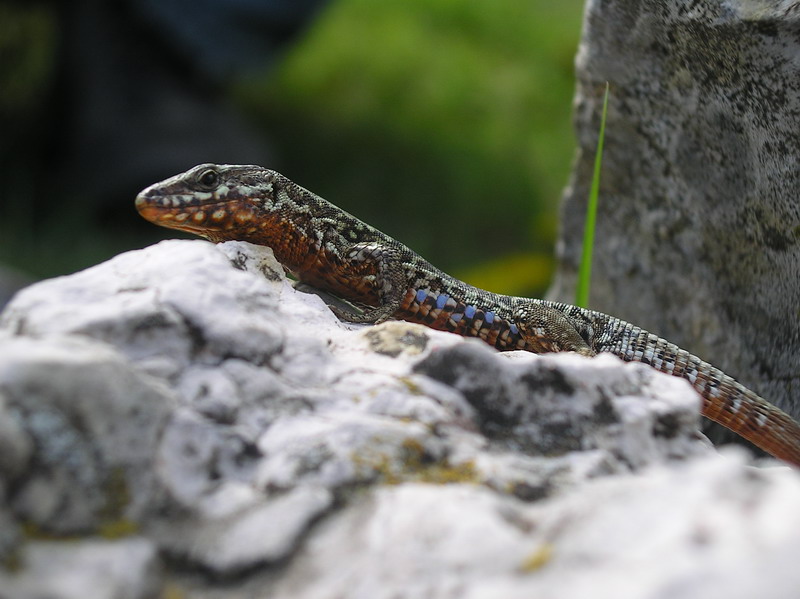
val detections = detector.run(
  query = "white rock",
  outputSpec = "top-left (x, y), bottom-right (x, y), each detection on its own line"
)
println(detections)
top-left (156, 485), bottom-right (333, 576)
top-left (0, 334), bottom-right (173, 533)
top-left (0, 239), bottom-right (796, 597)
top-left (274, 455), bottom-right (800, 599)
top-left (0, 538), bottom-right (160, 599)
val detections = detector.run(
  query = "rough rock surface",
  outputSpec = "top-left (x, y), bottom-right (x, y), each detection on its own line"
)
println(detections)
top-left (550, 1), bottom-right (800, 436)
top-left (0, 239), bottom-right (798, 598)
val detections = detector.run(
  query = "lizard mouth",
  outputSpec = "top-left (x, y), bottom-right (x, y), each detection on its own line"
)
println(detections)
top-left (135, 193), bottom-right (257, 235)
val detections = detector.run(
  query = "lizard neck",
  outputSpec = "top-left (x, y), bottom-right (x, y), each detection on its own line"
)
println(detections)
top-left (232, 208), bottom-right (321, 276)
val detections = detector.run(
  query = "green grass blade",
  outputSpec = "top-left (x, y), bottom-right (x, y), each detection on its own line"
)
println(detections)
top-left (575, 82), bottom-right (609, 308)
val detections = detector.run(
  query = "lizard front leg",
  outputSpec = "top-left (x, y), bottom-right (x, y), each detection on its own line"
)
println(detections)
top-left (328, 241), bottom-right (407, 324)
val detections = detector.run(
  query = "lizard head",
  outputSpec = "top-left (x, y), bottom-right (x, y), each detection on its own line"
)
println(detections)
top-left (135, 163), bottom-right (282, 242)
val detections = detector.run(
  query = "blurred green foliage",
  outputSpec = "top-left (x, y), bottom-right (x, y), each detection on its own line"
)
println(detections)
top-left (0, 3), bottom-right (59, 281)
top-left (238, 0), bottom-right (584, 295)
top-left (0, 0), bottom-right (584, 298)
top-left (0, 4), bottom-right (55, 117)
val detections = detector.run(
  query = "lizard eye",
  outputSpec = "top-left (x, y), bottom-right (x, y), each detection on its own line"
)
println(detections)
top-left (198, 168), bottom-right (219, 189)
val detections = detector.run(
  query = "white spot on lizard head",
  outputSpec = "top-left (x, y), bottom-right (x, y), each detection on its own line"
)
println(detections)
top-left (214, 185), bottom-right (230, 200)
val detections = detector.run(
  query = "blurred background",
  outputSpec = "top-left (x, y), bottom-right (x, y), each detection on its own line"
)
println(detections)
top-left (0, 0), bottom-right (584, 307)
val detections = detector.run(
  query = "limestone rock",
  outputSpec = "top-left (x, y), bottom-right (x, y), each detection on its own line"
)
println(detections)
top-left (2, 538), bottom-right (161, 599)
top-left (0, 239), bottom-right (797, 598)
top-left (550, 1), bottom-right (800, 436)
top-left (415, 344), bottom-right (702, 468)
top-left (0, 335), bottom-right (172, 535)
top-left (273, 459), bottom-right (800, 599)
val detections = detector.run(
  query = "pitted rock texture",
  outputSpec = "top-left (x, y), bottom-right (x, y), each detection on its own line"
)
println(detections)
top-left (0, 239), bottom-right (797, 599)
top-left (550, 0), bottom-right (800, 439)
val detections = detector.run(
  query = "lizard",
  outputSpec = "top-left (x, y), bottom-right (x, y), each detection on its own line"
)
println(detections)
top-left (135, 163), bottom-right (800, 467)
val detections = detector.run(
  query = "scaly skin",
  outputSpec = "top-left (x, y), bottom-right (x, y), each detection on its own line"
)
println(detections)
top-left (136, 163), bottom-right (800, 467)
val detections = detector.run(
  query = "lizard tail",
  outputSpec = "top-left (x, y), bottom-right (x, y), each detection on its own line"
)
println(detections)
top-left (697, 371), bottom-right (800, 467)
top-left (594, 316), bottom-right (800, 467)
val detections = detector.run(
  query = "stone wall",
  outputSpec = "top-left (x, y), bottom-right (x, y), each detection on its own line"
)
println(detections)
top-left (550, 1), bottom-right (800, 437)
